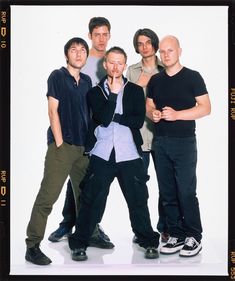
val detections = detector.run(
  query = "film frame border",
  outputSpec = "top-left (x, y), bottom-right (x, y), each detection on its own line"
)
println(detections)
top-left (0, 0), bottom-right (234, 280)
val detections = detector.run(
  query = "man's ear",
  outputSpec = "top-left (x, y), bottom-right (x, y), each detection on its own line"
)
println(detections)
top-left (103, 60), bottom-right (107, 70)
top-left (179, 47), bottom-right (182, 57)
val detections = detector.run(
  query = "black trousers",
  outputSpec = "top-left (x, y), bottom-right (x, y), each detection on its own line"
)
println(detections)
top-left (142, 151), bottom-right (168, 233)
top-left (68, 151), bottom-right (159, 250)
top-left (61, 151), bottom-right (168, 234)
top-left (154, 136), bottom-right (202, 241)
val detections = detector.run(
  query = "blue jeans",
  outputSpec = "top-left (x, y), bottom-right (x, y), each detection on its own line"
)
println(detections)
top-left (153, 136), bottom-right (202, 241)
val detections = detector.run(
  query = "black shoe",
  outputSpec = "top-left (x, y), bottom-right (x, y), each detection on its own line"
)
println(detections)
top-left (48, 226), bottom-right (72, 242)
top-left (132, 235), bottom-right (140, 244)
top-left (25, 244), bottom-right (52, 265)
top-left (179, 237), bottom-right (202, 257)
top-left (160, 237), bottom-right (185, 254)
top-left (145, 247), bottom-right (159, 259)
top-left (98, 224), bottom-right (110, 241)
top-left (71, 248), bottom-right (88, 261)
top-left (89, 236), bottom-right (114, 249)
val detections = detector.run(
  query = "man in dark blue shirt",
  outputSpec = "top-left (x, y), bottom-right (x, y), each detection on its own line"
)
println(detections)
top-left (48, 17), bottom-right (112, 248)
top-left (25, 37), bottom-right (98, 265)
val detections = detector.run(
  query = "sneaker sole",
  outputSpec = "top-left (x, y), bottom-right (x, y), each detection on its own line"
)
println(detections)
top-left (179, 245), bottom-right (202, 257)
top-left (48, 233), bottom-right (71, 243)
top-left (160, 245), bottom-right (184, 255)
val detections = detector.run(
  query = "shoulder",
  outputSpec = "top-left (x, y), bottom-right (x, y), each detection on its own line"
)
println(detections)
top-left (126, 80), bottom-right (142, 90)
top-left (182, 67), bottom-right (201, 77)
top-left (126, 61), bottom-right (142, 78)
top-left (80, 72), bottom-right (92, 85)
top-left (181, 67), bottom-right (205, 84)
top-left (149, 71), bottom-right (165, 83)
top-left (49, 66), bottom-right (72, 80)
top-left (128, 61), bottom-right (142, 71)
top-left (47, 68), bottom-right (66, 87)
top-left (88, 85), bottom-right (101, 97)
top-left (126, 62), bottom-right (142, 81)
top-left (125, 81), bottom-right (144, 97)
top-left (48, 68), bottom-right (64, 79)
top-left (89, 84), bottom-right (100, 93)
top-left (83, 56), bottom-right (101, 68)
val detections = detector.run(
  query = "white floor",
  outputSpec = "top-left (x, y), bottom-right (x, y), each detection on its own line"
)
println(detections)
top-left (9, 4), bottom-right (229, 278)
top-left (10, 230), bottom-right (228, 276)
top-left (10, 175), bottom-right (228, 277)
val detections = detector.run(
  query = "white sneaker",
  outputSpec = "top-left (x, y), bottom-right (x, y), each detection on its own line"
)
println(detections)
top-left (179, 237), bottom-right (202, 257)
top-left (160, 237), bottom-right (185, 254)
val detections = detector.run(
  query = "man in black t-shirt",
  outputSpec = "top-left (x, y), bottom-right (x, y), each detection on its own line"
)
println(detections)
top-left (146, 35), bottom-right (211, 257)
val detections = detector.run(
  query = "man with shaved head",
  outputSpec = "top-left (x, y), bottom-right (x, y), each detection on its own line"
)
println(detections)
top-left (146, 35), bottom-right (211, 257)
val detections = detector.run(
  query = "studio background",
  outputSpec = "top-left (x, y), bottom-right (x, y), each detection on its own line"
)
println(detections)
top-left (10, 5), bottom-right (228, 276)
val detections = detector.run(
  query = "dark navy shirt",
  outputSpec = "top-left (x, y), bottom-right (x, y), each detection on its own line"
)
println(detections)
top-left (46, 67), bottom-right (92, 146)
top-left (147, 67), bottom-right (208, 137)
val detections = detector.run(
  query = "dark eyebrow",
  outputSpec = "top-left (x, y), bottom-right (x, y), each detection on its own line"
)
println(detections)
top-left (137, 39), bottom-right (151, 44)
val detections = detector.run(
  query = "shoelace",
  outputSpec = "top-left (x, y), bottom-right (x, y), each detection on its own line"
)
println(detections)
top-left (167, 237), bottom-right (178, 245)
top-left (184, 237), bottom-right (197, 247)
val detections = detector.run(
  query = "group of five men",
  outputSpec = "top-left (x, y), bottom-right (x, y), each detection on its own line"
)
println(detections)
top-left (25, 17), bottom-right (211, 265)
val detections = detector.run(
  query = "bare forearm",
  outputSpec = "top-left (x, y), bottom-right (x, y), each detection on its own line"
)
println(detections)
top-left (162, 104), bottom-right (211, 122)
top-left (146, 103), bottom-right (156, 120)
top-left (146, 97), bottom-right (162, 123)
top-left (162, 94), bottom-right (211, 121)
top-left (176, 104), bottom-right (211, 120)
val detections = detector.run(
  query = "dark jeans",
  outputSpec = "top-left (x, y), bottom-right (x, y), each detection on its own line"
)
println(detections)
top-left (142, 151), bottom-right (168, 233)
top-left (68, 151), bottom-right (159, 250)
top-left (153, 136), bottom-right (202, 242)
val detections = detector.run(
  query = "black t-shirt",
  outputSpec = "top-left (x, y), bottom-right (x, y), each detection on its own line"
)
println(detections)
top-left (147, 67), bottom-right (208, 137)
top-left (46, 67), bottom-right (92, 145)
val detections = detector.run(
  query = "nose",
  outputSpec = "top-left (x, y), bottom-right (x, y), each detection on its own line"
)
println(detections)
top-left (76, 49), bottom-right (85, 57)
top-left (143, 43), bottom-right (148, 50)
top-left (165, 51), bottom-right (170, 58)
top-left (99, 35), bottom-right (105, 42)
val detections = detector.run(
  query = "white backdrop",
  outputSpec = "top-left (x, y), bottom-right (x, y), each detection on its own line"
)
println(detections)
top-left (10, 5), bottom-right (228, 273)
